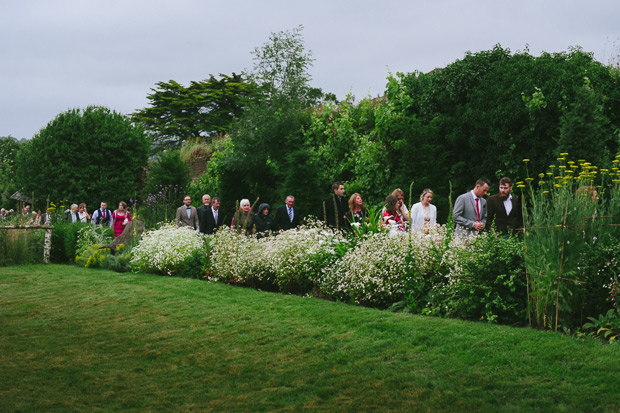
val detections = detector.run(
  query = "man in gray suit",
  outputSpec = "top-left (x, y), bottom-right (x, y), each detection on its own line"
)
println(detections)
top-left (176, 195), bottom-right (199, 230)
top-left (453, 178), bottom-right (490, 236)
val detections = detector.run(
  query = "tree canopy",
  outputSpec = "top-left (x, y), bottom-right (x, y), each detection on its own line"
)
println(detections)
top-left (132, 73), bottom-right (256, 151)
top-left (16, 106), bottom-right (150, 210)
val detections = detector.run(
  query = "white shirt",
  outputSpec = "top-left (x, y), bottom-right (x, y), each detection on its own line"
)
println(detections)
top-left (503, 194), bottom-right (513, 216)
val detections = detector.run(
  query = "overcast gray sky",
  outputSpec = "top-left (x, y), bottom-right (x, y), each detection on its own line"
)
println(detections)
top-left (1, 0), bottom-right (618, 140)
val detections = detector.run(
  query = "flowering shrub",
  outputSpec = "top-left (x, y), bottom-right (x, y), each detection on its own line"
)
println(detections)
top-left (75, 244), bottom-right (106, 268)
top-left (521, 153), bottom-right (620, 329)
top-left (136, 184), bottom-right (183, 229)
top-left (208, 221), bottom-right (345, 294)
top-left (131, 224), bottom-right (206, 275)
top-left (75, 224), bottom-right (113, 257)
top-left (320, 231), bottom-right (411, 306)
top-left (75, 243), bottom-right (132, 272)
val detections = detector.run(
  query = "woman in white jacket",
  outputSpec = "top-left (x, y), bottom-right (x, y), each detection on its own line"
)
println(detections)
top-left (410, 188), bottom-right (437, 233)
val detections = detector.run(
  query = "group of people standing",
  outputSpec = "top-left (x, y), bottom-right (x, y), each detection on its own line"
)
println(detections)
top-left (175, 193), bottom-right (299, 236)
top-left (175, 194), bottom-right (225, 235)
top-left (173, 177), bottom-right (521, 237)
top-left (66, 201), bottom-right (132, 238)
top-left (8, 201), bottom-right (134, 238)
top-left (3, 176), bottom-right (520, 241)
top-left (313, 177), bottom-right (522, 236)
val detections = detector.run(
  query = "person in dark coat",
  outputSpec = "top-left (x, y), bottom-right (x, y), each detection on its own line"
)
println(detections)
top-left (485, 177), bottom-right (523, 237)
top-left (319, 182), bottom-right (347, 229)
top-left (254, 203), bottom-right (274, 235)
top-left (274, 195), bottom-right (300, 232)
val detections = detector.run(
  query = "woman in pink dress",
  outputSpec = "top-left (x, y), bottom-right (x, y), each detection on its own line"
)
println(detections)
top-left (112, 201), bottom-right (132, 238)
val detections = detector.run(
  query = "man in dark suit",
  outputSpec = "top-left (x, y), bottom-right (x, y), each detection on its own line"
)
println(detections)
top-left (176, 195), bottom-right (199, 229)
top-left (201, 197), bottom-right (224, 234)
top-left (274, 195), bottom-right (300, 232)
top-left (197, 194), bottom-right (211, 233)
top-left (453, 178), bottom-right (490, 237)
top-left (485, 177), bottom-right (523, 237)
top-left (320, 182), bottom-right (347, 229)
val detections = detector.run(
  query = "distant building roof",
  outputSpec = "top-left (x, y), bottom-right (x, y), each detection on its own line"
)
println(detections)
top-left (10, 191), bottom-right (32, 203)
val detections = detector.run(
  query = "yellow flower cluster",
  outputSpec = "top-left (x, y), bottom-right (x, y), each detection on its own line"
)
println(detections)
top-left (520, 153), bottom-right (620, 191)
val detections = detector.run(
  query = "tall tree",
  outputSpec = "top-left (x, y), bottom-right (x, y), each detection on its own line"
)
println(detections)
top-left (16, 106), bottom-right (150, 209)
top-left (219, 26), bottom-right (325, 213)
top-left (132, 73), bottom-right (256, 151)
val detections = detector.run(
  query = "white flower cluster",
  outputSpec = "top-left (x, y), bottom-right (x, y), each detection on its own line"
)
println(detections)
top-left (319, 225), bottom-right (473, 305)
top-left (208, 222), bottom-right (345, 292)
top-left (321, 231), bottom-right (414, 305)
top-left (130, 220), bottom-right (482, 307)
top-left (130, 224), bottom-right (205, 275)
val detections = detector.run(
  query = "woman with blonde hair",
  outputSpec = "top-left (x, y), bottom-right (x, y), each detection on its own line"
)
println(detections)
top-left (346, 193), bottom-right (369, 225)
top-left (410, 188), bottom-right (437, 233)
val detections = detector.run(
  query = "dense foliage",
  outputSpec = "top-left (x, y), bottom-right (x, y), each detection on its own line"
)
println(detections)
top-left (0, 136), bottom-right (20, 208)
top-left (15, 106), bottom-right (150, 210)
top-left (521, 154), bottom-right (620, 330)
top-left (141, 150), bottom-right (189, 200)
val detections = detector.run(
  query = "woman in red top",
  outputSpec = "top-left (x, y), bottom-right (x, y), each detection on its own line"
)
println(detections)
top-left (112, 201), bottom-right (132, 238)
top-left (382, 194), bottom-right (404, 231)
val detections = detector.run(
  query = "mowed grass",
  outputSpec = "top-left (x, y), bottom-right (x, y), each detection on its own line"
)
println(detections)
top-left (1, 265), bottom-right (619, 412)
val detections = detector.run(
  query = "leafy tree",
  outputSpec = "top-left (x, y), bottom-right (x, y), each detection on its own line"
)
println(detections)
top-left (219, 26), bottom-right (325, 214)
top-left (0, 136), bottom-right (20, 207)
top-left (250, 25), bottom-right (323, 105)
top-left (393, 45), bottom-right (620, 197)
top-left (132, 73), bottom-right (256, 151)
top-left (16, 106), bottom-right (150, 209)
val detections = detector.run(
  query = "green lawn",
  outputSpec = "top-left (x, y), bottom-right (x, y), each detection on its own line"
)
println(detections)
top-left (1, 265), bottom-right (619, 412)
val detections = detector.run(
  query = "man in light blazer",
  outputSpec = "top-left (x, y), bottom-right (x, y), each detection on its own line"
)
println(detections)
top-left (453, 178), bottom-right (490, 236)
top-left (176, 195), bottom-right (199, 230)
top-left (485, 177), bottom-right (522, 237)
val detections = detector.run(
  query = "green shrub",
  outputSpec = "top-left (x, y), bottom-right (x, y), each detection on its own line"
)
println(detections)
top-left (177, 249), bottom-right (208, 279)
top-left (50, 222), bottom-right (90, 263)
top-left (103, 244), bottom-right (133, 273)
top-left (429, 232), bottom-right (527, 325)
top-left (142, 150), bottom-right (189, 200)
top-left (583, 308), bottom-right (620, 344)
top-left (75, 224), bottom-right (113, 257)
top-left (76, 243), bottom-right (132, 272)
